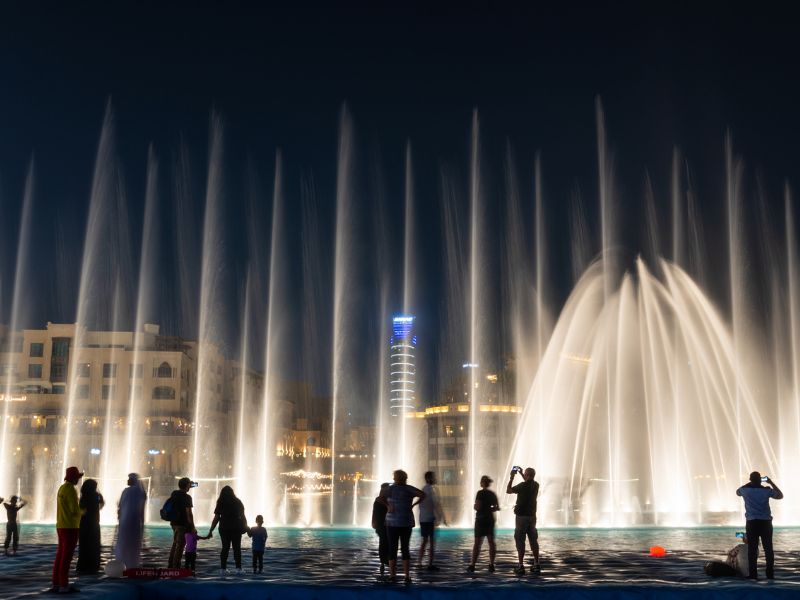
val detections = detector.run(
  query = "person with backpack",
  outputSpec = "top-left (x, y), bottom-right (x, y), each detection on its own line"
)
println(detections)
top-left (207, 486), bottom-right (247, 575)
top-left (165, 477), bottom-right (196, 568)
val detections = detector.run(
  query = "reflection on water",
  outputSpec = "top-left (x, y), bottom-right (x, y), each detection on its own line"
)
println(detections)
top-left (12, 524), bottom-right (800, 554)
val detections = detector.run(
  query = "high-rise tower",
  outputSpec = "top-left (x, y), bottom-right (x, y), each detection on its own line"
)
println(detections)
top-left (390, 315), bottom-right (416, 416)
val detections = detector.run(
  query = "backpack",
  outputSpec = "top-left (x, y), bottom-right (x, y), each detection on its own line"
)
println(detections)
top-left (160, 496), bottom-right (177, 522)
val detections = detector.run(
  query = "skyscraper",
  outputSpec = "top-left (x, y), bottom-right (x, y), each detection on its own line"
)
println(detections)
top-left (390, 315), bottom-right (416, 417)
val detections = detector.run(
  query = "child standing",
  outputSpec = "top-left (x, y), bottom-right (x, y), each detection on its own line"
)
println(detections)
top-left (184, 527), bottom-right (211, 573)
top-left (246, 515), bottom-right (268, 573)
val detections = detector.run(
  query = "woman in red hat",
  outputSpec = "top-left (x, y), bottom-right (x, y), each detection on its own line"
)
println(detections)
top-left (51, 466), bottom-right (83, 593)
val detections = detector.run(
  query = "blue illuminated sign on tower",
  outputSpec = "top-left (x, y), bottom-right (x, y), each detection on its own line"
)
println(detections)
top-left (390, 315), bottom-right (416, 417)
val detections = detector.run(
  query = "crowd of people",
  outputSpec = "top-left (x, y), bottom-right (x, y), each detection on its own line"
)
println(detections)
top-left (0, 464), bottom-right (785, 592)
top-left (370, 466), bottom-right (540, 582)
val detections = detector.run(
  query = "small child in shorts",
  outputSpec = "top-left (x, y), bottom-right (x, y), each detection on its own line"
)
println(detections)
top-left (246, 515), bottom-right (268, 573)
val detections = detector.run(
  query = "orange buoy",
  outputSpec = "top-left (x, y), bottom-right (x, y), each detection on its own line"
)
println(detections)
top-left (649, 545), bottom-right (666, 557)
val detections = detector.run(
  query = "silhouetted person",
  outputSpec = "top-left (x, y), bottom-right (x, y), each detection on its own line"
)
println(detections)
top-left (3, 495), bottom-right (27, 556)
top-left (371, 483), bottom-right (390, 577)
top-left (51, 466), bottom-right (83, 593)
top-left (184, 526), bottom-right (211, 574)
top-left (208, 485), bottom-right (247, 574)
top-left (507, 466), bottom-right (540, 574)
top-left (382, 469), bottom-right (425, 583)
top-left (116, 473), bottom-right (146, 568)
top-left (167, 477), bottom-right (195, 568)
top-left (246, 515), bottom-right (267, 573)
top-left (468, 475), bottom-right (499, 572)
top-left (418, 471), bottom-right (447, 570)
top-left (76, 479), bottom-right (105, 574)
top-left (737, 471), bottom-right (783, 579)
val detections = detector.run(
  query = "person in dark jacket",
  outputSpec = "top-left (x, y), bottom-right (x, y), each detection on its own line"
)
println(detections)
top-left (371, 483), bottom-right (390, 577)
top-left (76, 479), bottom-right (104, 574)
top-left (208, 485), bottom-right (247, 574)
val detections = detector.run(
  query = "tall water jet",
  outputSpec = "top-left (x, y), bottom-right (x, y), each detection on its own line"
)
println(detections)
top-left (0, 160), bottom-right (34, 511)
top-left (466, 109), bottom-right (488, 521)
top-left (258, 151), bottom-right (286, 525)
top-left (63, 106), bottom-right (134, 523)
top-left (124, 146), bottom-right (160, 480)
top-left (724, 134), bottom-right (745, 484)
top-left (331, 106), bottom-right (356, 523)
top-left (400, 142), bottom-right (414, 468)
top-left (234, 271), bottom-right (252, 510)
top-left (191, 113), bottom-right (228, 512)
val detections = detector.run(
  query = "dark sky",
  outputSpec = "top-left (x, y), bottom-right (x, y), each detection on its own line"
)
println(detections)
top-left (1, 1), bottom-right (799, 403)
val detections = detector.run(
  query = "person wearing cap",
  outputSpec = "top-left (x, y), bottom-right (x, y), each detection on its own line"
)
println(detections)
top-left (51, 466), bottom-right (83, 593)
top-left (167, 477), bottom-right (195, 568)
top-left (116, 473), bottom-right (147, 568)
top-left (3, 494), bottom-right (28, 555)
top-left (736, 471), bottom-right (783, 579)
top-left (468, 475), bottom-right (499, 573)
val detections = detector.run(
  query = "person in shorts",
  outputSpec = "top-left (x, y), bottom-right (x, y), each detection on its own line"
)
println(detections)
top-left (468, 475), bottom-right (499, 572)
top-left (417, 471), bottom-right (447, 570)
top-left (506, 466), bottom-right (540, 575)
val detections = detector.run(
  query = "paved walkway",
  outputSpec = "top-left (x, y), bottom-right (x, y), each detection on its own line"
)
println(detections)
top-left (2, 539), bottom-right (799, 599)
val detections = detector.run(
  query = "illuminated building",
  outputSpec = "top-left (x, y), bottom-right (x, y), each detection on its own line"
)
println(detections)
top-left (389, 315), bottom-right (417, 417)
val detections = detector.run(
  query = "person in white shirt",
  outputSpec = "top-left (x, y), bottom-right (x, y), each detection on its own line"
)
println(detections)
top-left (417, 471), bottom-right (447, 570)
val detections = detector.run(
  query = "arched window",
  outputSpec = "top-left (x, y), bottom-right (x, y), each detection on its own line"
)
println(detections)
top-left (155, 362), bottom-right (173, 378)
top-left (152, 386), bottom-right (176, 400)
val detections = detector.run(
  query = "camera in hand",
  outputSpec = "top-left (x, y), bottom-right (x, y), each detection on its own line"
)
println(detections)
top-left (761, 476), bottom-right (768, 482)
top-left (511, 466), bottom-right (522, 475)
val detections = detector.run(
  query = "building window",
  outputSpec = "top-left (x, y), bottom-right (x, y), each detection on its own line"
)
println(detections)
top-left (28, 364), bottom-right (43, 379)
top-left (152, 386), bottom-right (176, 400)
top-left (77, 384), bottom-right (90, 400)
top-left (52, 385), bottom-right (66, 394)
top-left (444, 425), bottom-right (454, 437)
top-left (50, 338), bottom-right (70, 383)
top-left (130, 364), bottom-right (143, 378)
top-left (29, 343), bottom-right (44, 357)
top-left (50, 364), bottom-right (67, 383)
top-left (103, 363), bottom-right (117, 378)
top-left (78, 363), bottom-right (91, 378)
top-left (443, 446), bottom-right (457, 459)
top-left (102, 385), bottom-right (115, 400)
top-left (155, 362), bottom-right (173, 378)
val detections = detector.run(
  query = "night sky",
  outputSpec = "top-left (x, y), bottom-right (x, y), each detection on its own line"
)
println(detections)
top-left (1, 1), bottom-right (799, 403)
